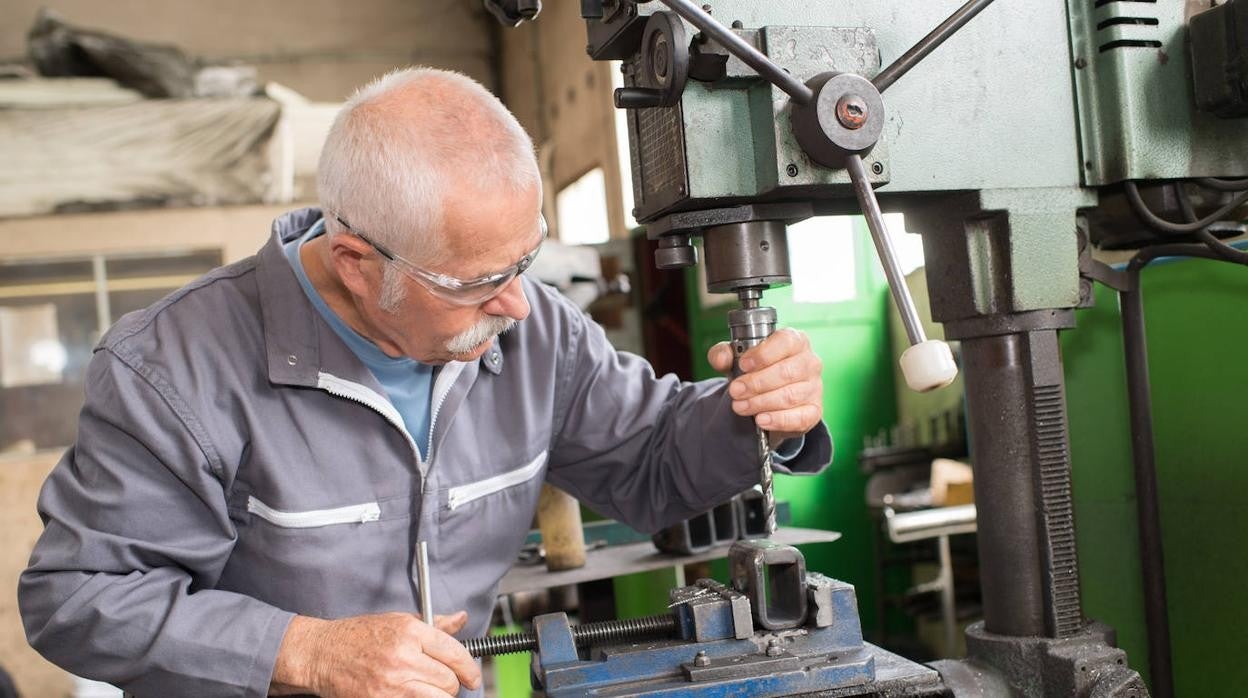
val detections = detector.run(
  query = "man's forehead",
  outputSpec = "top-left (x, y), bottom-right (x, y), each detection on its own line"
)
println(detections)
top-left (439, 207), bottom-right (543, 277)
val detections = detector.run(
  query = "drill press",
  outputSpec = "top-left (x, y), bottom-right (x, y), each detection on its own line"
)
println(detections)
top-left (481, 0), bottom-right (1248, 694)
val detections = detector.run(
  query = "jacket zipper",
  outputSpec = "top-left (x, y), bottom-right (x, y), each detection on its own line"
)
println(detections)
top-left (446, 450), bottom-right (548, 511)
top-left (317, 372), bottom-right (423, 468)
top-left (247, 495), bottom-right (380, 528)
top-left (425, 362), bottom-right (465, 473)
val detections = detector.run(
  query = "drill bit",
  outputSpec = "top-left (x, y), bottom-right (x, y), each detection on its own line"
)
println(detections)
top-left (755, 424), bottom-right (777, 536)
top-left (729, 289), bottom-right (779, 538)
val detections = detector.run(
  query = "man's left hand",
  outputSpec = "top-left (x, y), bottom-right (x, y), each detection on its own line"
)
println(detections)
top-left (708, 328), bottom-right (824, 448)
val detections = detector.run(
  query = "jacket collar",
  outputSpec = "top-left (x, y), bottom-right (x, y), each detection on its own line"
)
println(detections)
top-left (257, 207), bottom-right (324, 388)
top-left (256, 207), bottom-right (505, 387)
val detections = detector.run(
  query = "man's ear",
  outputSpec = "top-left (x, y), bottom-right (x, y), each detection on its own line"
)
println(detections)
top-left (328, 235), bottom-right (375, 298)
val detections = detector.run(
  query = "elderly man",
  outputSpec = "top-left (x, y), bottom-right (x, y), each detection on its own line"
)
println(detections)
top-left (20, 68), bottom-right (831, 697)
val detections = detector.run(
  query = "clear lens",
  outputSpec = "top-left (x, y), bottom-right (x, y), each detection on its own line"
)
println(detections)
top-left (419, 270), bottom-right (519, 305)
top-left (342, 211), bottom-right (545, 306)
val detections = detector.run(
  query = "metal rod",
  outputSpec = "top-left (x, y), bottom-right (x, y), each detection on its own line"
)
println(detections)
top-left (938, 534), bottom-right (956, 657)
top-left (1120, 280), bottom-right (1173, 698)
top-left (1085, 243), bottom-right (1225, 698)
top-left (871, 0), bottom-right (997, 93)
top-left (1114, 247), bottom-right (1230, 698)
top-left (464, 613), bottom-right (678, 658)
top-left (845, 153), bottom-right (927, 346)
top-left (657, 0), bottom-right (815, 104)
top-left (417, 541), bottom-right (434, 624)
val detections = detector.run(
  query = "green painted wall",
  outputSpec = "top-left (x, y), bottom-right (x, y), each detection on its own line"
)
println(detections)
top-left (1064, 257), bottom-right (1248, 695)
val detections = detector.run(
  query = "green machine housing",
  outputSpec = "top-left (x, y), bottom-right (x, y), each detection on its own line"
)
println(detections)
top-left (574, 1), bottom-right (1247, 696)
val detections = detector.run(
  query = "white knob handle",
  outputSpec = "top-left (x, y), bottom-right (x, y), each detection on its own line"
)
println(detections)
top-left (900, 339), bottom-right (958, 393)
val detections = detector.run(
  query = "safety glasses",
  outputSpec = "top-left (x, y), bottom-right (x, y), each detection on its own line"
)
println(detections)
top-left (333, 212), bottom-right (547, 306)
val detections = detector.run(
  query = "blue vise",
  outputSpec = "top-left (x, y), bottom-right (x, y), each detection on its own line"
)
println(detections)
top-left (528, 539), bottom-right (939, 696)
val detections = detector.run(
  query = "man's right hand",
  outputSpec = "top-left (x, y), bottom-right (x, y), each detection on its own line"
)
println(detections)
top-left (271, 611), bottom-right (481, 696)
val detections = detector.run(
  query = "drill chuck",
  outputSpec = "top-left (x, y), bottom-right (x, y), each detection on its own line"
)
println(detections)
top-left (728, 303), bottom-right (777, 376)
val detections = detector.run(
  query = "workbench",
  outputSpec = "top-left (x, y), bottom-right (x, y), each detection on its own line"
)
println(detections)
top-left (498, 526), bottom-right (842, 594)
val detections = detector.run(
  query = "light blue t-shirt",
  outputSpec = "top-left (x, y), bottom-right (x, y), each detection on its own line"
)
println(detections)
top-left (283, 219), bottom-right (435, 459)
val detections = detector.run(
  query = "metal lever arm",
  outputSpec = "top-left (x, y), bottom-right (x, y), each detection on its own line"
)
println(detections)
top-left (846, 154), bottom-right (957, 392)
top-left (871, 0), bottom-right (997, 93)
top-left (657, 0), bottom-right (814, 104)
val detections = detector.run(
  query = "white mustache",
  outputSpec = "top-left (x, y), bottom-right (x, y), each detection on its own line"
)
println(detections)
top-left (445, 315), bottom-right (515, 355)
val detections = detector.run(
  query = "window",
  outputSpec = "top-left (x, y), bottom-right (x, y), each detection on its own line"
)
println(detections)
top-left (880, 212), bottom-right (926, 277)
top-left (610, 62), bottom-right (639, 232)
top-left (788, 216), bottom-right (859, 304)
top-left (0, 250), bottom-right (222, 452)
top-left (556, 167), bottom-right (611, 245)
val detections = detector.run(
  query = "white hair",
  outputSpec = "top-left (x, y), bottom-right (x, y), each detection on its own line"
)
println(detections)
top-left (445, 315), bottom-right (516, 355)
top-left (317, 67), bottom-right (541, 277)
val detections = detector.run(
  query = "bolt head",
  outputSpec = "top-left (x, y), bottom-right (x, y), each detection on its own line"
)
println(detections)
top-left (766, 640), bottom-right (784, 656)
top-left (835, 94), bottom-right (869, 129)
top-left (694, 651), bottom-right (711, 667)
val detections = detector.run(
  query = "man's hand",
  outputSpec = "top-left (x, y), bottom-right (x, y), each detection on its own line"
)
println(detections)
top-left (708, 328), bottom-right (824, 447)
top-left (271, 611), bottom-right (480, 697)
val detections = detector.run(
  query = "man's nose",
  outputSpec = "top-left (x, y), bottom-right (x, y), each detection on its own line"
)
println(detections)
top-left (483, 276), bottom-right (530, 321)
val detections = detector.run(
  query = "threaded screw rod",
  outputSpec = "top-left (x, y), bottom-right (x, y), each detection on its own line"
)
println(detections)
top-left (464, 613), bottom-right (678, 658)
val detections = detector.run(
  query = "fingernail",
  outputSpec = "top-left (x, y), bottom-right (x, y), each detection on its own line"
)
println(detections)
top-left (740, 358), bottom-right (754, 372)
top-left (758, 413), bottom-right (773, 427)
top-left (729, 381), bottom-right (745, 398)
top-left (733, 400), bottom-right (748, 413)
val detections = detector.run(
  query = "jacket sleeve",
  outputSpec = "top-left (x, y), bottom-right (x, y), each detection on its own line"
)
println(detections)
top-left (18, 347), bottom-right (293, 698)
top-left (544, 295), bottom-right (832, 534)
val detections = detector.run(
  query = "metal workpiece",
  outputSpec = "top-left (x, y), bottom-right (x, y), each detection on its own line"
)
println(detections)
top-left (932, 621), bottom-right (1148, 697)
top-left (735, 486), bottom-right (773, 537)
top-left (728, 539), bottom-right (808, 631)
top-left (959, 329), bottom-right (1083, 641)
top-left (651, 500), bottom-right (731, 555)
top-left (702, 220), bottom-right (791, 294)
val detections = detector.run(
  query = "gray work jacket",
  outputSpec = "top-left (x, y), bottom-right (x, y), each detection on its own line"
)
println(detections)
top-left (19, 208), bottom-right (831, 697)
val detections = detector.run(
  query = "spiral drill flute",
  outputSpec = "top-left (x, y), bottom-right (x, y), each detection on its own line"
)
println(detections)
top-left (729, 289), bottom-right (778, 537)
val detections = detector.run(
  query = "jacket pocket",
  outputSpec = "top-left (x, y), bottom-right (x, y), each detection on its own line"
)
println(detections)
top-left (246, 495), bottom-right (381, 528)
top-left (446, 450), bottom-right (548, 511)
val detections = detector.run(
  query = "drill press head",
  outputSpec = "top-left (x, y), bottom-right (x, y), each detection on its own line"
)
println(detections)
top-left (699, 220), bottom-right (791, 370)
